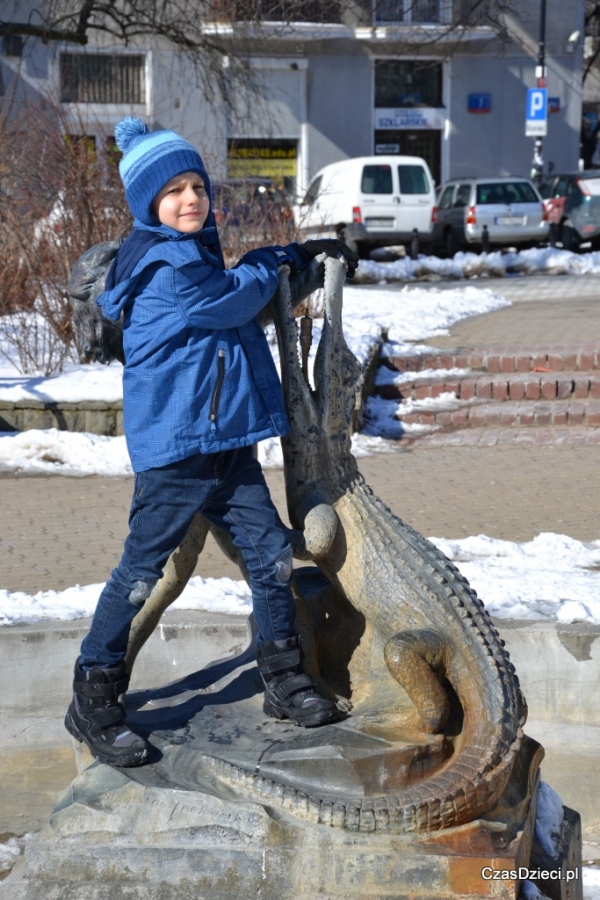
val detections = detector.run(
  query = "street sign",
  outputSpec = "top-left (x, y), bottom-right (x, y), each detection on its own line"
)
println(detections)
top-left (468, 93), bottom-right (492, 113)
top-left (525, 88), bottom-right (548, 137)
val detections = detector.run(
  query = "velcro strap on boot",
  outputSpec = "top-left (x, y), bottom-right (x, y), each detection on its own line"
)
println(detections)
top-left (258, 648), bottom-right (301, 676)
top-left (75, 677), bottom-right (129, 699)
top-left (91, 705), bottom-right (125, 728)
top-left (272, 673), bottom-right (316, 701)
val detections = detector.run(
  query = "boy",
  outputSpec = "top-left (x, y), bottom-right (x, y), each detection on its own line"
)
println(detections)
top-left (65, 117), bottom-right (358, 767)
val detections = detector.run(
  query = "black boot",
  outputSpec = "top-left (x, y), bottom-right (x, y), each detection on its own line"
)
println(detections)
top-left (64, 662), bottom-right (149, 767)
top-left (257, 635), bottom-right (339, 728)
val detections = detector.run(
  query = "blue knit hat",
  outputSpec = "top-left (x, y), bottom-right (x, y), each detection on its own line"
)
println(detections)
top-left (115, 117), bottom-right (211, 225)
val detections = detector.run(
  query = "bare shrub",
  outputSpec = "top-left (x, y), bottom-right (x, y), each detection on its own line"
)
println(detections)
top-left (216, 181), bottom-right (297, 267)
top-left (0, 104), bottom-right (321, 376)
top-left (215, 181), bottom-right (323, 317)
top-left (0, 101), bottom-right (132, 374)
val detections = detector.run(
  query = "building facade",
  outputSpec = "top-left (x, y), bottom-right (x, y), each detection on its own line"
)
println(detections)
top-left (0, 0), bottom-right (586, 196)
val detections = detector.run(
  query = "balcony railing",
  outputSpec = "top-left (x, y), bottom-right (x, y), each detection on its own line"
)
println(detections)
top-left (205, 0), bottom-right (490, 26)
top-left (207, 0), bottom-right (343, 24)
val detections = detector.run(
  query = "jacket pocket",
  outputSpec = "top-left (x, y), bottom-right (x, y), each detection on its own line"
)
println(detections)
top-left (209, 348), bottom-right (227, 424)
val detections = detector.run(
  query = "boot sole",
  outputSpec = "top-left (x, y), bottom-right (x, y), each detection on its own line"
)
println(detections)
top-left (65, 708), bottom-right (149, 768)
top-left (263, 697), bottom-right (339, 728)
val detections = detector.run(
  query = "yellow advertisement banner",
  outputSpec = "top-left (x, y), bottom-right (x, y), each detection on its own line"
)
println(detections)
top-left (227, 141), bottom-right (297, 180)
top-left (227, 157), bottom-right (297, 179)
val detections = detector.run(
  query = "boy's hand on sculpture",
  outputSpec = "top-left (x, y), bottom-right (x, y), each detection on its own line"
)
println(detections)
top-left (301, 239), bottom-right (360, 277)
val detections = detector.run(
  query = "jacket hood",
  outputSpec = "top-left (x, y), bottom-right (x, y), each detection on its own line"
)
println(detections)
top-left (99, 220), bottom-right (225, 321)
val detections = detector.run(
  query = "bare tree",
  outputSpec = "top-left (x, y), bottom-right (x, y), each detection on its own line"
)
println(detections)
top-left (584, 1), bottom-right (600, 84)
top-left (0, 1), bottom-right (514, 71)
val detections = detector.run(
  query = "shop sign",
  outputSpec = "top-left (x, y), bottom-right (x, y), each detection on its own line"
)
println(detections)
top-left (227, 141), bottom-right (297, 179)
top-left (375, 108), bottom-right (443, 130)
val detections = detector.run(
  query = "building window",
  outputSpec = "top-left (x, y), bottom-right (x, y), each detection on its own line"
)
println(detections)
top-left (2, 35), bottom-right (23, 57)
top-left (374, 0), bottom-right (451, 25)
top-left (60, 53), bottom-right (145, 104)
top-left (375, 60), bottom-right (443, 108)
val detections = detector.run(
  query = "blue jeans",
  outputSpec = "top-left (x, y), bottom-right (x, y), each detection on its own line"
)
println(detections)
top-left (80, 446), bottom-right (296, 667)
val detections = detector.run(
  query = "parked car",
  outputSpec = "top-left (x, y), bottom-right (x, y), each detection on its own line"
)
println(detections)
top-left (294, 156), bottom-right (436, 258)
top-left (539, 171), bottom-right (600, 251)
top-left (432, 177), bottom-right (549, 256)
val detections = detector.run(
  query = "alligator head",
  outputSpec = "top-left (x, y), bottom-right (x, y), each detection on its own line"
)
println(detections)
top-left (273, 256), bottom-right (362, 535)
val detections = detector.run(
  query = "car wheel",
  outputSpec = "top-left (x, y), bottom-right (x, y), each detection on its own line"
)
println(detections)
top-left (561, 219), bottom-right (580, 253)
top-left (444, 228), bottom-right (460, 258)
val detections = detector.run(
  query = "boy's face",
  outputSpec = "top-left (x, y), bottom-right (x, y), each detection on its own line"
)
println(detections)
top-left (151, 171), bottom-right (210, 233)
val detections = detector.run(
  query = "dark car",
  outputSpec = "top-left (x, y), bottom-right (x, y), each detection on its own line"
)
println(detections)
top-left (539, 171), bottom-right (600, 251)
top-left (432, 177), bottom-right (549, 256)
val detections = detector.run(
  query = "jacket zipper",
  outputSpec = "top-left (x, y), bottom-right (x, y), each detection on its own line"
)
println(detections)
top-left (209, 349), bottom-right (226, 423)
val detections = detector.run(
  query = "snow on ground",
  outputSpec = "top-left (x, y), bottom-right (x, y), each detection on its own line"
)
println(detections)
top-left (0, 360), bottom-right (124, 404)
top-left (0, 833), bottom-right (35, 875)
top-left (429, 533), bottom-right (600, 624)
top-left (1, 531), bottom-right (599, 628)
top-left (357, 246), bottom-right (600, 284)
top-left (0, 576), bottom-right (253, 627)
top-left (0, 429), bottom-right (405, 477)
top-left (375, 365), bottom-right (471, 386)
top-left (585, 870), bottom-right (600, 900)
top-left (0, 429), bottom-right (133, 477)
top-left (343, 283), bottom-right (510, 347)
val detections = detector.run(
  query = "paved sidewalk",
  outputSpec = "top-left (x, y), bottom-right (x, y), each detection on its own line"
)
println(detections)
top-left (1, 436), bottom-right (599, 595)
top-left (425, 273), bottom-right (600, 347)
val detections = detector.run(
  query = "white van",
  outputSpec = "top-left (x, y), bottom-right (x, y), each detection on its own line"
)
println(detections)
top-left (294, 156), bottom-right (436, 257)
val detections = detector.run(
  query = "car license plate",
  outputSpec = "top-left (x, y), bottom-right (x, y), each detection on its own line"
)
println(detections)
top-left (494, 216), bottom-right (526, 226)
top-left (365, 218), bottom-right (395, 228)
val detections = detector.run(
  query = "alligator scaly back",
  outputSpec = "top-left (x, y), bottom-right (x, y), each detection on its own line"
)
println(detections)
top-left (240, 255), bottom-right (528, 832)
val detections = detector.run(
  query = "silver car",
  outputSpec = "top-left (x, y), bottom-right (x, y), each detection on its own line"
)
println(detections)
top-left (433, 177), bottom-right (549, 256)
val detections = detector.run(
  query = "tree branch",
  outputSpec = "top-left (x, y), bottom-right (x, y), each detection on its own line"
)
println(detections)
top-left (0, 21), bottom-right (88, 44)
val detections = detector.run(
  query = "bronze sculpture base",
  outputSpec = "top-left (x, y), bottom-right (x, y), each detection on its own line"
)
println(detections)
top-left (5, 660), bottom-right (582, 900)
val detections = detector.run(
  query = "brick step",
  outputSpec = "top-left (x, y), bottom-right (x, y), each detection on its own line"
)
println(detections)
top-left (376, 370), bottom-right (600, 403)
top-left (398, 399), bottom-right (600, 429)
top-left (385, 346), bottom-right (600, 374)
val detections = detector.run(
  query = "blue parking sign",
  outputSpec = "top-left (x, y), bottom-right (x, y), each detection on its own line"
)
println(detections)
top-left (526, 88), bottom-right (548, 136)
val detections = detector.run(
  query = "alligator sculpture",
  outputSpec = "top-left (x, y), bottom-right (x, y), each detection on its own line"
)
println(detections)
top-left (68, 247), bottom-right (528, 837)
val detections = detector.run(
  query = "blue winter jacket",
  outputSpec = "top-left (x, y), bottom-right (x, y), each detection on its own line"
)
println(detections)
top-left (97, 226), bottom-right (299, 472)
